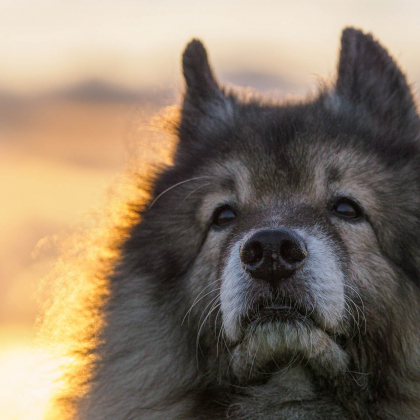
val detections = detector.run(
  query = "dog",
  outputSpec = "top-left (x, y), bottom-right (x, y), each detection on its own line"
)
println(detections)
top-left (46, 28), bottom-right (420, 419)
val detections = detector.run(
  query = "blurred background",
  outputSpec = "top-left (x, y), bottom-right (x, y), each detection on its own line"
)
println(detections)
top-left (0, 0), bottom-right (419, 418)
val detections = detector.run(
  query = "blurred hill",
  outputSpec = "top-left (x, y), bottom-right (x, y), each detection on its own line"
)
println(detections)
top-left (0, 82), bottom-right (163, 329)
top-left (0, 70), bottom-right (302, 108)
top-left (43, 79), bottom-right (176, 105)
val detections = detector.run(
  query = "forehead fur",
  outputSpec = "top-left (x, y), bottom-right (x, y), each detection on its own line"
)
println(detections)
top-left (175, 98), bottom-right (420, 191)
top-left (182, 134), bottom-right (413, 209)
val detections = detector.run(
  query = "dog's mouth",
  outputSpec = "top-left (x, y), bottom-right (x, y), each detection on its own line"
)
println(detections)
top-left (243, 299), bottom-right (345, 347)
top-left (243, 302), bottom-right (347, 348)
top-left (246, 303), bottom-right (309, 328)
top-left (244, 298), bottom-right (311, 329)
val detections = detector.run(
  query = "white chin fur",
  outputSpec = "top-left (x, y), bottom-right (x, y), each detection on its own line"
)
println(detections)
top-left (230, 321), bottom-right (349, 380)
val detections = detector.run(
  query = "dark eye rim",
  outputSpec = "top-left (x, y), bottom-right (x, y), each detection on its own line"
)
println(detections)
top-left (211, 204), bottom-right (237, 229)
top-left (330, 196), bottom-right (364, 221)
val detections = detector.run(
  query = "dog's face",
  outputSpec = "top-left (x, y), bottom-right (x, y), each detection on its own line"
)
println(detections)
top-left (177, 122), bottom-right (420, 382)
top-left (129, 29), bottom-right (420, 385)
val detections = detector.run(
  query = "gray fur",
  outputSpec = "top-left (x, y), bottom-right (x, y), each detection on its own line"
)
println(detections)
top-left (50, 28), bottom-right (420, 419)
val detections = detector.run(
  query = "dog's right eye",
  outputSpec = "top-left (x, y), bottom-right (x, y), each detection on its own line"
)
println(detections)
top-left (331, 197), bottom-right (363, 220)
top-left (212, 205), bottom-right (237, 228)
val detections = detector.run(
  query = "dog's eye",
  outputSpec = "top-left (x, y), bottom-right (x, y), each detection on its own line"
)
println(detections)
top-left (332, 198), bottom-right (362, 220)
top-left (212, 205), bottom-right (236, 227)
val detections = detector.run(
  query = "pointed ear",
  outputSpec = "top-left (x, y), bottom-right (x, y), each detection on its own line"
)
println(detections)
top-left (335, 28), bottom-right (419, 132)
top-left (179, 39), bottom-right (234, 143)
top-left (182, 39), bottom-right (220, 102)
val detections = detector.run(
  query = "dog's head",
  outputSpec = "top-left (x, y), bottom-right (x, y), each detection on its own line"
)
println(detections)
top-left (128, 28), bottom-right (420, 385)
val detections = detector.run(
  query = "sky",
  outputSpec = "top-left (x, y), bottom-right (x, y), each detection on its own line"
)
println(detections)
top-left (1, 0), bottom-right (419, 94)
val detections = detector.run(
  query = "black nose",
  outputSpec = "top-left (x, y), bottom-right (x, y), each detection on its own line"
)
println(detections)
top-left (240, 228), bottom-right (307, 282)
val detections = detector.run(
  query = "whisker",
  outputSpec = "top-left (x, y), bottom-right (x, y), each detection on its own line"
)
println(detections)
top-left (147, 176), bottom-right (211, 209)
top-left (195, 297), bottom-right (221, 369)
top-left (178, 183), bottom-right (211, 208)
top-left (248, 338), bottom-right (262, 379)
top-left (182, 284), bottom-right (221, 326)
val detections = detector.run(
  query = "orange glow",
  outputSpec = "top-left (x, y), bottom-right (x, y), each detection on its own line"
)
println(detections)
top-left (0, 98), bottom-right (176, 418)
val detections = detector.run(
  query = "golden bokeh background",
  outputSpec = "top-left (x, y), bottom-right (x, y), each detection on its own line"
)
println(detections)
top-left (1, 1), bottom-right (419, 418)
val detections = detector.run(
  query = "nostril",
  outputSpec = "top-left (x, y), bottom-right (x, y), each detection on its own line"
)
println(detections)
top-left (240, 228), bottom-right (307, 282)
top-left (280, 239), bottom-right (307, 264)
top-left (241, 241), bottom-right (264, 266)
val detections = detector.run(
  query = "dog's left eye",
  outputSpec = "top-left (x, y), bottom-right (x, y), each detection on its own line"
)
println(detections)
top-left (212, 205), bottom-right (237, 227)
top-left (331, 198), bottom-right (363, 220)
